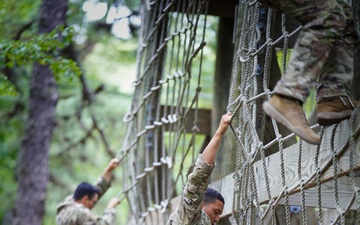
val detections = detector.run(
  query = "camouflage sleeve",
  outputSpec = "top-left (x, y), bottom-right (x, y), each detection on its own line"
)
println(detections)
top-left (79, 209), bottom-right (116, 225)
top-left (181, 154), bottom-right (215, 222)
top-left (94, 176), bottom-right (111, 199)
top-left (79, 208), bottom-right (117, 225)
top-left (56, 201), bottom-right (116, 225)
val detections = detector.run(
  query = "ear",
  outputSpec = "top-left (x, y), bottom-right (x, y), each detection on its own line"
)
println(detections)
top-left (201, 202), bottom-right (205, 209)
top-left (79, 195), bottom-right (89, 204)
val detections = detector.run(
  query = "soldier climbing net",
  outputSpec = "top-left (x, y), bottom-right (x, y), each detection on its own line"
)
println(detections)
top-left (116, 0), bottom-right (360, 225)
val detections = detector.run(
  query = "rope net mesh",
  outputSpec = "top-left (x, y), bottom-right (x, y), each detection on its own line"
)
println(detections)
top-left (116, 0), bottom-right (360, 224)
top-left (117, 0), bottom-right (210, 224)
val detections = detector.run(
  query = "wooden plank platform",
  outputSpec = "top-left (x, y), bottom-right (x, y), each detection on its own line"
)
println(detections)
top-left (209, 109), bottom-right (360, 217)
top-left (159, 110), bottom-right (360, 221)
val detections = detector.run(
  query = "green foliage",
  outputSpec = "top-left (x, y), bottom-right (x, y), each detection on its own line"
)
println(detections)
top-left (0, 0), bottom-right (41, 39)
top-left (0, 74), bottom-right (18, 96)
top-left (0, 101), bottom-right (24, 222)
top-left (0, 26), bottom-right (82, 90)
top-left (123, 0), bottom-right (140, 11)
top-left (83, 36), bottom-right (138, 94)
top-left (0, 0), bottom-right (140, 224)
top-left (0, 1), bottom-right (218, 225)
top-left (49, 57), bottom-right (82, 81)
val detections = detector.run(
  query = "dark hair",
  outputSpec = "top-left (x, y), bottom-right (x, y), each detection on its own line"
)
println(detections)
top-left (203, 187), bottom-right (225, 205)
top-left (73, 182), bottom-right (100, 201)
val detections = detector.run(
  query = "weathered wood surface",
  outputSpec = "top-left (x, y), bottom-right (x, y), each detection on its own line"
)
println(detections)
top-left (254, 114), bottom-right (360, 205)
top-left (210, 109), bottom-right (360, 217)
top-left (155, 110), bottom-right (360, 222)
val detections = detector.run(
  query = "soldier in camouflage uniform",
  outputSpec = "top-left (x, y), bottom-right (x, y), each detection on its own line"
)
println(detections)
top-left (260, 0), bottom-right (359, 144)
top-left (56, 158), bottom-right (121, 225)
top-left (166, 113), bottom-right (231, 225)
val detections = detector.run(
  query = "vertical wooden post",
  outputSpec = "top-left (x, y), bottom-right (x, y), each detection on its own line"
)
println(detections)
top-left (211, 17), bottom-right (235, 181)
top-left (351, 43), bottom-right (360, 100)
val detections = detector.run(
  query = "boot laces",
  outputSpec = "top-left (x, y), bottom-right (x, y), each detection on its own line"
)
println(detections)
top-left (340, 96), bottom-right (355, 108)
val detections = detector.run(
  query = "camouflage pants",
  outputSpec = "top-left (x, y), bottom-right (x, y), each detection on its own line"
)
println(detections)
top-left (259, 0), bottom-right (358, 102)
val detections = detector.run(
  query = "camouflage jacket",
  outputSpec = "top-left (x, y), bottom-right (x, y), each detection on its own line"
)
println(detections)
top-left (166, 154), bottom-right (215, 225)
top-left (56, 176), bottom-right (116, 225)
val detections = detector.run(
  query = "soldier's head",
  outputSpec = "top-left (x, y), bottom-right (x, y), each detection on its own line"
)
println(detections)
top-left (201, 187), bottom-right (225, 225)
top-left (73, 182), bottom-right (100, 209)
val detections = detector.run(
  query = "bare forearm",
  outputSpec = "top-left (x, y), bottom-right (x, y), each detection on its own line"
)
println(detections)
top-left (202, 131), bottom-right (224, 164)
top-left (202, 113), bottom-right (231, 164)
top-left (102, 158), bottom-right (120, 182)
top-left (102, 170), bottom-right (112, 183)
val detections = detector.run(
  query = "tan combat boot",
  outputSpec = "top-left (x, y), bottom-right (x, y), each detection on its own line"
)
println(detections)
top-left (317, 96), bottom-right (358, 126)
top-left (263, 94), bottom-right (321, 145)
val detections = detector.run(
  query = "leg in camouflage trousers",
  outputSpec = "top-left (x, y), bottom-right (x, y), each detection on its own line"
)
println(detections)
top-left (261, 0), bottom-right (359, 144)
top-left (315, 1), bottom-right (358, 125)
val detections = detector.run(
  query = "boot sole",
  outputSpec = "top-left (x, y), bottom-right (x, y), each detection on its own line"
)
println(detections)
top-left (263, 101), bottom-right (320, 145)
top-left (317, 110), bottom-right (352, 126)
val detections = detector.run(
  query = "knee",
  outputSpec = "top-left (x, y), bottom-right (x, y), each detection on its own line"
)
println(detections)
top-left (302, 8), bottom-right (346, 35)
top-left (296, 2), bottom-right (347, 33)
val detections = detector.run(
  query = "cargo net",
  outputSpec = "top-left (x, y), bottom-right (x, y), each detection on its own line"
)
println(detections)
top-left (228, 1), bottom-right (360, 225)
top-left (115, 0), bottom-right (360, 224)
top-left (115, 0), bottom-right (210, 224)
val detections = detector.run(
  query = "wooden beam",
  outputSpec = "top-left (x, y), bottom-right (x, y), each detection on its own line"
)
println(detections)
top-left (170, 0), bottom-right (238, 18)
top-left (277, 176), bottom-right (360, 210)
top-left (160, 105), bottom-right (211, 136)
top-left (212, 17), bottom-right (235, 180)
top-left (208, 0), bottom-right (238, 18)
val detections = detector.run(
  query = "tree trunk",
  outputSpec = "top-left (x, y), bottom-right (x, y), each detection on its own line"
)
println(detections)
top-left (13, 0), bottom-right (67, 224)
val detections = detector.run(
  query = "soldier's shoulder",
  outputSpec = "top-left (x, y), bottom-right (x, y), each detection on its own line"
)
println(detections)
top-left (57, 202), bottom-right (92, 221)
